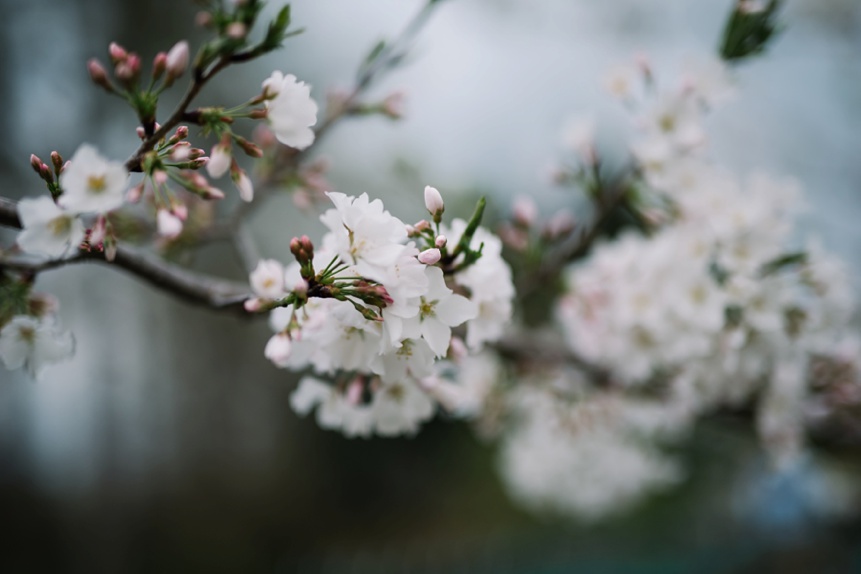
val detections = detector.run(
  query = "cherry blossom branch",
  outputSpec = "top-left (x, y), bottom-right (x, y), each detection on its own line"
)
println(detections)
top-left (0, 198), bottom-right (250, 312)
top-left (209, 0), bottom-right (443, 237)
top-left (124, 56), bottom-right (233, 173)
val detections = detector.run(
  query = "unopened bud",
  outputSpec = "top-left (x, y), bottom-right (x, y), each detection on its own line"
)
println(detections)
top-left (226, 22), bottom-right (247, 39)
top-left (434, 235), bottom-right (447, 248)
top-left (152, 52), bottom-right (167, 81)
top-left (136, 126), bottom-right (146, 140)
top-left (294, 279), bottom-right (309, 296)
top-left (202, 186), bottom-right (225, 200)
top-left (39, 163), bottom-right (53, 184)
top-left (248, 108), bottom-right (268, 120)
top-left (115, 53), bottom-right (140, 81)
top-left (87, 59), bottom-right (113, 92)
top-left (424, 185), bottom-right (444, 222)
top-left (165, 40), bottom-right (189, 80)
top-left (29, 154), bottom-right (42, 174)
top-left (244, 297), bottom-right (264, 312)
top-left (234, 136), bottom-right (263, 158)
top-left (50, 151), bottom-right (63, 174)
top-left (108, 42), bottom-right (128, 63)
top-left (413, 220), bottom-right (431, 233)
top-left (418, 248), bottom-right (441, 265)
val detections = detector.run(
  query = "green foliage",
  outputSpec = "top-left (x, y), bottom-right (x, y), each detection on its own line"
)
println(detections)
top-left (720, 0), bottom-right (783, 62)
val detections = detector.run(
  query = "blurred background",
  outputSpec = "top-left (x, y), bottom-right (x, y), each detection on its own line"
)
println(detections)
top-left (1, 0), bottom-right (861, 571)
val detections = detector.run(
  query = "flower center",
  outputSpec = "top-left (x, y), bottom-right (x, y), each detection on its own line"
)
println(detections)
top-left (87, 174), bottom-right (107, 194)
top-left (386, 383), bottom-right (405, 402)
top-left (18, 326), bottom-right (36, 343)
top-left (419, 298), bottom-right (437, 320)
top-left (47, 216), bottom-right (71, 237)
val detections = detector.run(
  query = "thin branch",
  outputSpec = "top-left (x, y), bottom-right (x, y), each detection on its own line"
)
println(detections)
top-left (124, 56), bottom-right (233, 173)
top-left (1, 198), bottom-right (250, 313)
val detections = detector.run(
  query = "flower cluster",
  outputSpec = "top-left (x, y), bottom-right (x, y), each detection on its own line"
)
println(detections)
top-left (17, 146), bottom-right (128, 259)
top-left (246, 187), bottom-right (515, 437)
top-left (496, 55), bottom-right (859, 520)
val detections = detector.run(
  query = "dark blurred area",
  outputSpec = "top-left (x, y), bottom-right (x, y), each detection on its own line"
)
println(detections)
top-left (2, 0), bottom-right (861, 572)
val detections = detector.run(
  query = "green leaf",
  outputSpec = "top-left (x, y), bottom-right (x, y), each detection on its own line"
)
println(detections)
top-left (719, 0), bottom-right (783, 62)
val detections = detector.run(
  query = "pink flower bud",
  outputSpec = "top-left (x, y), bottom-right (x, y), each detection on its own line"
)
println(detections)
top-left (157, 208), bottom-right (183, 239)
top-left (29, 154), bottom-right (42, 174)
top-left (136, 126), bottom-right (146, 140)
top-left (244, 297), bottom-right (263, 312)
top-left (294, 279), bottom-right (309, 296)
top-left (202, 187), bottom-right (225, 200)
top-left (413, 220), bottom-right (431, 232)
top-left (434, 235), bottom-right (447, 248)
top-left (405, 224), bottom-right (417, 236)
top-left (418, 248), bottom-right (441, 265)
top-left (50, 151), bottom-right (62, 173)
top-left (166, 40), bottom-right (189, 79)
top-left (87, 59), bottom-right (112, 92)
top-left (424, 185), bottom-right (444, 218)
top-left (226, 22), bottom-right (247, 39)
top-left (152, 52), bottom-right (167, 80)
top-left (264, 333), bottom-right (292, 367)
top-left (108, 42), bottom-right (128, 63)
top-left (115, 53), bottom-right (140, 81)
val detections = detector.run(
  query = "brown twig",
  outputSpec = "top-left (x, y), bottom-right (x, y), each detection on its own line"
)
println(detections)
top-left (1, 199), bottom-right (250, 313)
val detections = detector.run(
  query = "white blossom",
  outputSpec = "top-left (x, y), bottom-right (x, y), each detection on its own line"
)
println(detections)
top-left (15, 196), bottom-right (85, 258)
top-left (320, 192), bottom-right (407, 282)
top-left (263, 71), bottom-right (318, 150)
top-left (58, 144), bottom-right (128, 214)
top-left (250, 259), bottom-right (286, 299)
top-left (0, 315), bottom-right (74, 379)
